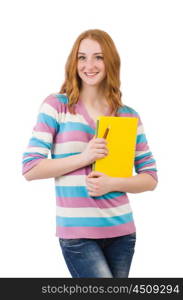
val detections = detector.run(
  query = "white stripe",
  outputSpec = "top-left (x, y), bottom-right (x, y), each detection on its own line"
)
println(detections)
top-left (59, 112), bottom-right (89, 125)
top-left (56, 203), bottom-right (132, 218)
top-left (54, 141), bottom-right (87, 154)
top-left (135, 150), bottom-right (151, 158)
top-left (137, 124), bottom-right (144, 135)
top-left (139, 165), bottom-right (156, 171)
top-left (32, 131), bottom-right (53, 143)
top-left (23, 155), bottom-right (34, 161)
top-left (55, 175), bottom-right (86, 186)
top-left (39, 102), bottom-right (58, 121)
top-left (40, 102), bottom-right (89, 125)
top-left (25, 146), bottom-right (49, 156)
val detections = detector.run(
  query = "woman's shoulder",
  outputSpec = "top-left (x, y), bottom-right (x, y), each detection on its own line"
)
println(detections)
top-left (39, 93), bottom-right (69, 114)
top-left (47, 93), bottom-right (69, 104)
top-left (117, 104), bottom-right (139, 117)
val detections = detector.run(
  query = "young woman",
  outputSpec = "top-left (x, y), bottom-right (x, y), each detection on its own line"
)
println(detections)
top-left (22, 29), bottom-right (158, 278)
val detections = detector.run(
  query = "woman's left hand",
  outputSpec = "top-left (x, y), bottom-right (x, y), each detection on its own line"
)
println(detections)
top-left (86, 171), bottom-right (113, 197)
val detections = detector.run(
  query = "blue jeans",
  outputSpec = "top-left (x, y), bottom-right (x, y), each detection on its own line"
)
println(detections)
top-left (59, 232), bottom-right (136, 278)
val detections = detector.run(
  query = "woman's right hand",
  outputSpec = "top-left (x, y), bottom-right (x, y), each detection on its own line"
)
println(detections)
top-left (80, 136), bottom-right (108, 165)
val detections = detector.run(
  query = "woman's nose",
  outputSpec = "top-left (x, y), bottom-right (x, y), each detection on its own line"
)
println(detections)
top-left (84, 59), bottom-right (95, 70)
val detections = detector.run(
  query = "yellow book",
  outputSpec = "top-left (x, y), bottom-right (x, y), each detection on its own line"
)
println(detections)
top-left (92, 116), bottom-right (138, 177)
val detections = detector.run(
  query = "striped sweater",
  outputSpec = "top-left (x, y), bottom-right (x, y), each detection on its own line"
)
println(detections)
top-left (22, 94), bottom-right (158, 239)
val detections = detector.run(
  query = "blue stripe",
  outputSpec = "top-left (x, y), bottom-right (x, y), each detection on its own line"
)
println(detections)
top-left (136, 134), bottom-right (147, 144)
top-left (22, 152), bottom-right (47, 164)
top-left (117, 105), bottom-right (138, 115)
top-left (56, 212), bottom-right (133, 227)
top-left (52, 152), bottom-right (81, 159)
top-left (55, 94), bottom-right (69, 104)
top-left (37, 113), bottom-right (59, 130)
top-left (136, 159), bottom-right (155, 169)
top-left (22, 158), bottom-right (35, 164)
top-left (23, 152), bottom-right (47, 158)
top-left (135, 152), bottom-right (152, 161)
top-left (58, 122), bottom-right (95, 135)
top-left (29, 137), bottom-right (52, 149)
top-left (55, 186), bottom-right (125, 199)
top-left (93, 191), bottom-right (125, 200)
top-left (56, 186), bottom-right (89, 198)
top-left (23, 153), bottom-right (47, 164)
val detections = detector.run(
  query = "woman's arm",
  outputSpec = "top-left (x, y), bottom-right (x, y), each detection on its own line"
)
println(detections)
top-left (24, 154), bottom-right (85, 181)
top-left (86, 171), bottom-right (157, 197)
top-left (22, 93), bottom-right (108, 181)
top-left (24, 137), bottom-right (108, 181)
top-left (110, 173), bottom-right (157, 193)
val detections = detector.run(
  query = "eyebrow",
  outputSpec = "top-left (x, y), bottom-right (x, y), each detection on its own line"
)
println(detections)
top-left (78, 52), bottom-right (103, 55)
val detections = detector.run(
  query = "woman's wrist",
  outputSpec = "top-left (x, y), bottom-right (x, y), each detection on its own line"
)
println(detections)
top-left (109, 176), bottom-right (125, 192)
top-left (78, 152), bottom-right (90, 167)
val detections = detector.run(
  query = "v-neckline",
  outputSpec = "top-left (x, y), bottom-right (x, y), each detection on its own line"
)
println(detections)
top-left (77, 97), bottom-right (116, 130)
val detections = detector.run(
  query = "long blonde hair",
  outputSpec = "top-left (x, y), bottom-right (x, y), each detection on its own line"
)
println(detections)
top-left (59, 29), bottom-right (123, 114)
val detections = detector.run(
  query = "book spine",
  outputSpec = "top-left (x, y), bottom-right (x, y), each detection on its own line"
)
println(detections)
top-left (92, 119), bottom-right (99, 171)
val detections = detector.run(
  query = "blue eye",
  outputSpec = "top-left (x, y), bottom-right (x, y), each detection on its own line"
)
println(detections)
top-left (78, 55), bottom-right (103, 61)
top-left (96, 56), bottom-right (103, 60)
top-left (78, 56), bottom-right (85, 60)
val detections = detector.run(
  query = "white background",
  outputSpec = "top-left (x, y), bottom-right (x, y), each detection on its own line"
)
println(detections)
top-left (0, 0), bottom-right (183, 277)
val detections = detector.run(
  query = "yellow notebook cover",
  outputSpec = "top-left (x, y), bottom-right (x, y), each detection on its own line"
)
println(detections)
top-left (92, 116), bottom-right (138, 177)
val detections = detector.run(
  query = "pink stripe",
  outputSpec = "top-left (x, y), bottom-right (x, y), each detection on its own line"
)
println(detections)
top-left (136, 143), bottom-right (149, 151)
top-left (138, 162), bottom-right (155, 170)
top-left (118, 113), bottom-right (137, 118)
top-left (65, 165), bottom-right (92, 176)
top-left (55, 131), bottom-right (93, 143)
top-left (33, 122), bottom-right (56, 135)
top-left (56, 194), bottom-right (129, 208)
top-left (75, 98), bottom-right (91, 124)
top-left (22, 158), bottom-right (42, 175)
top-left (56, 222), bottom-right (136, 239)
top-left (135, 156), bottom-right (153, 165)
top-left (44, 94), bottom-right (67, 113)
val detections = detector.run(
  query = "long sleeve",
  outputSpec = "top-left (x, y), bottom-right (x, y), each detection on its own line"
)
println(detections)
top-left (134, 113), bottom-right (158, 182)
top-left (22, 94), bottom-right (60, 175)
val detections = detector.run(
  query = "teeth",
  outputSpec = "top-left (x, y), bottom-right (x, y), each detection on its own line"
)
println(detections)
top-left (85, 72), bottom-right (98, 76)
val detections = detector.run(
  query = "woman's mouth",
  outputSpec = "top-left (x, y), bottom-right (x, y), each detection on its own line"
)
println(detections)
top-left (84, 72), bottom-right (99, 78)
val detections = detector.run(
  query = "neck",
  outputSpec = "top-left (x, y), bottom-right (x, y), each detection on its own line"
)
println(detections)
top-left (79, 84), bottom-right (106, 107)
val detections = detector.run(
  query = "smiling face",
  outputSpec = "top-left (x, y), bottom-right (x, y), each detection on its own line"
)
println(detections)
top-left (77, 38), bottom-right (106, 88)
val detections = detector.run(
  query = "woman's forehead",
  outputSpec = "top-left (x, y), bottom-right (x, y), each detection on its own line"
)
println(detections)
top-left (78, 38), bottom-right (102, 53)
